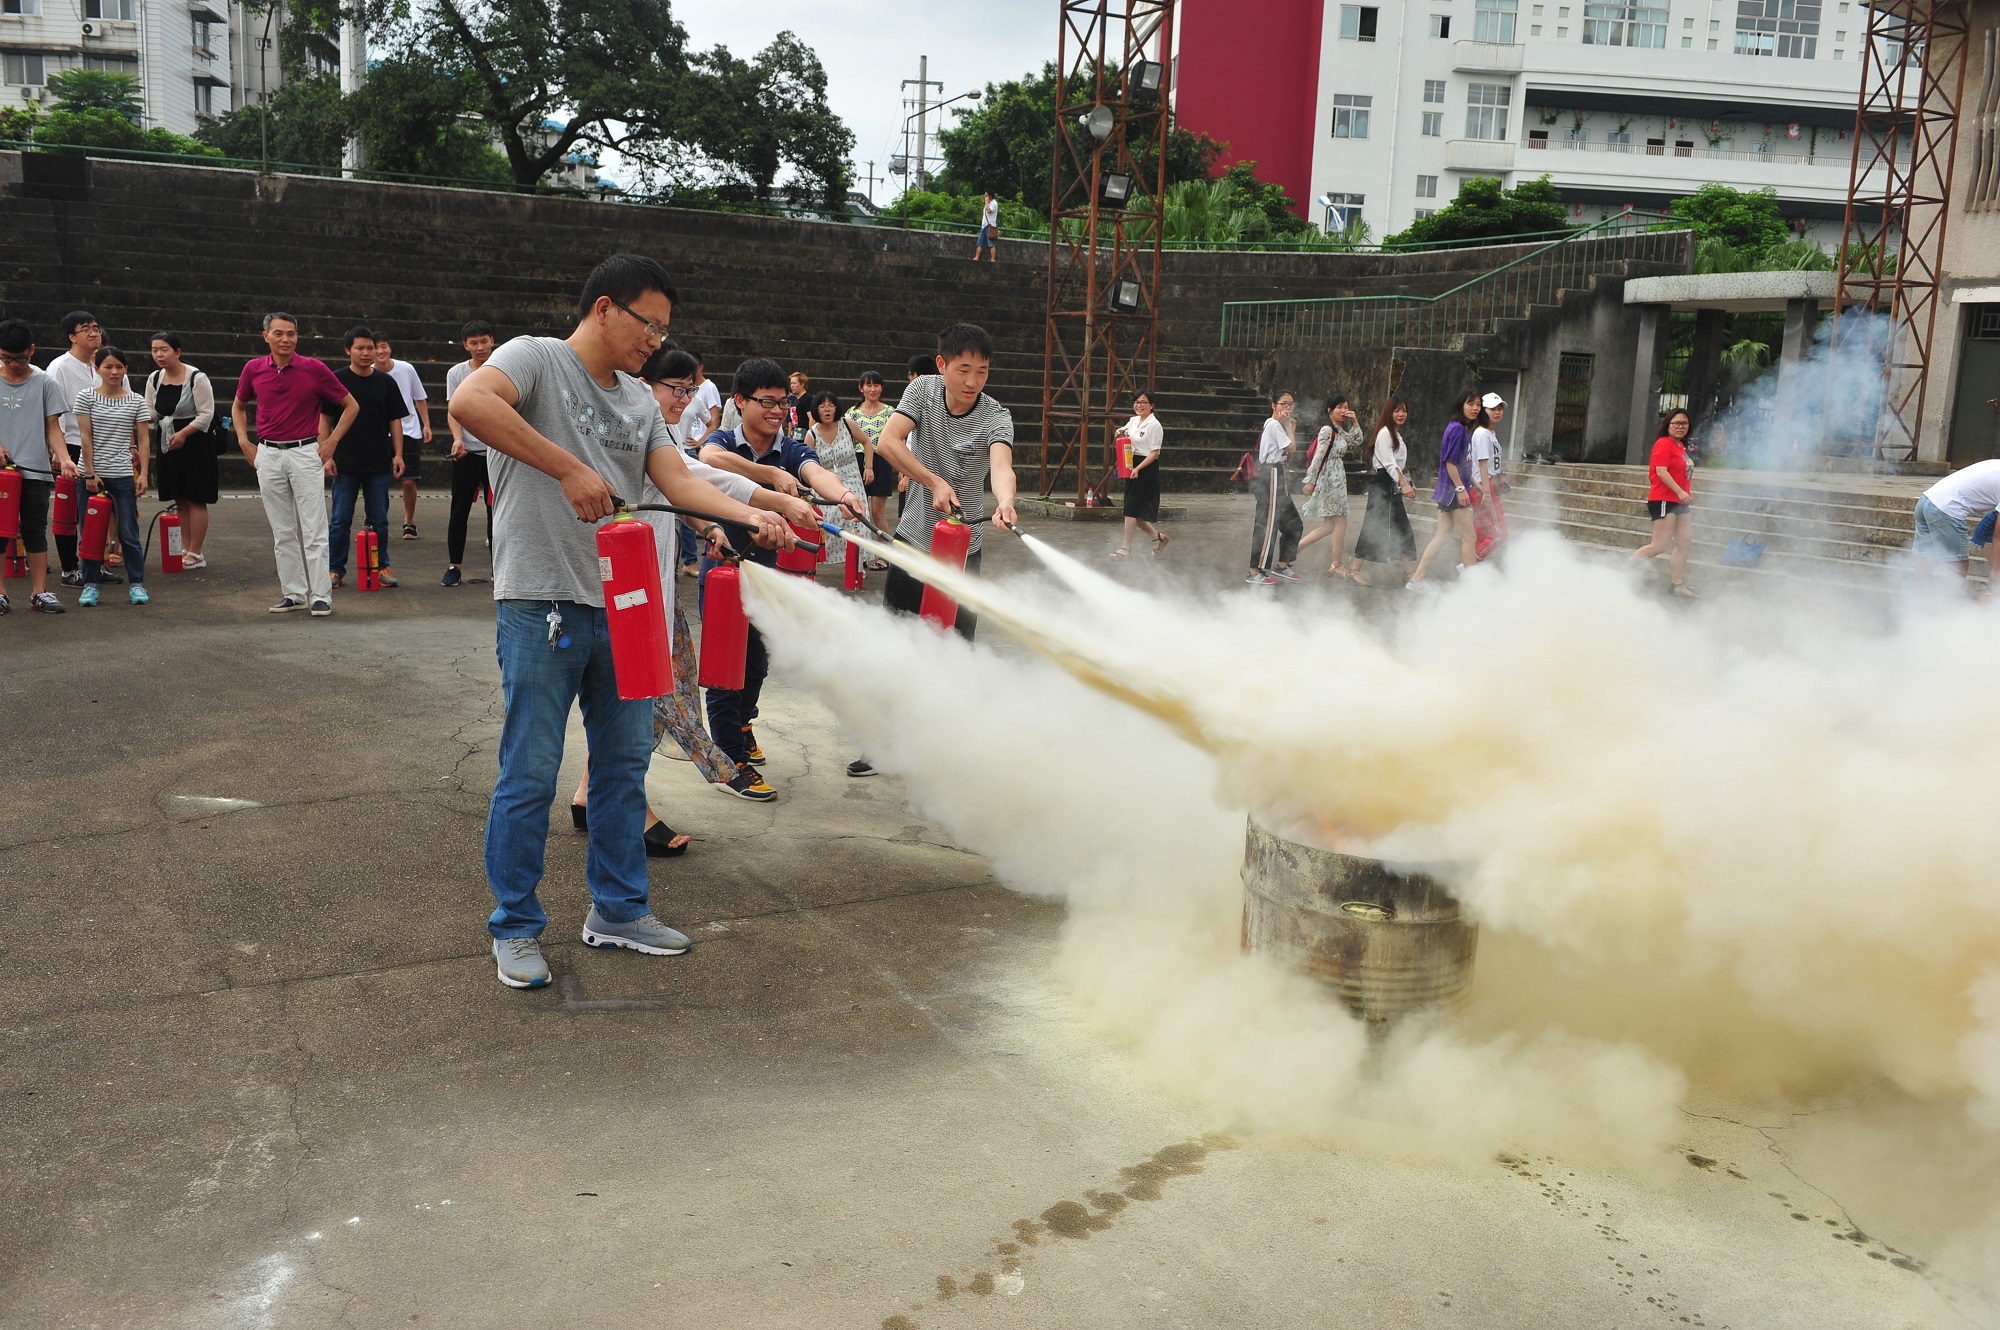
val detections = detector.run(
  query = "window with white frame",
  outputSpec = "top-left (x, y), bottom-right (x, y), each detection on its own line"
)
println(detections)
top-left (192, 80), bottom-right (212, 114)
top-left (1415, 208), bottom-right (1437, 219)
top-left (1331, 93), bottom-right (1372, 138)
top-left (1583, 0), bottom-right (1668, 45)
top-left (1734, 0), bottom-right (1819, 57)
top-left (1465, 82), bottom-right (1511, 138)
top-left (1421, 110), bottom-right (1444, 136)
top-left (83, 54), bottom-right (137, 74)
top-left (1430, 14), bottom-right (1452, 36)
top-left (2, 50), bottom-right (43, 83)
top-left (1475, 0), bottom-right (1519, 42)
top-left (84, 0), bottom-right (137, 18)
top-left (1566, 126), bottom-right (1588, 147)
top-left (1322, 192), bottom-right (1366, 231)
top-left (1416, 174), bottom-right (1439, 197)
top-left (1339, 5), bottom-right (1380, 40)
top-left (1605, 129), bottom-right (1632, 150)
top-left (1, 0), bottom-right (43, 15)
top-left (1423, 78), bottom-right (1447, 103)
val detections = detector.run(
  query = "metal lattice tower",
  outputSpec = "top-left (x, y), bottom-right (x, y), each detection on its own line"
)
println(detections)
top-left (1039, 0), bottom-right (1175, 502)
top-left (1834, 0), bottom-right (1973, 460)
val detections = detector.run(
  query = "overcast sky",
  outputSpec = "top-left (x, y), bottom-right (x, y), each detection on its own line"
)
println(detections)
top-left (674, 0), bottom-right (1062, 204)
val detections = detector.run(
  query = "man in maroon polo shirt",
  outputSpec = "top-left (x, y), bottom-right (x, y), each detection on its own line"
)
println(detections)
top-left (230, 312), bottom-right (358, 616)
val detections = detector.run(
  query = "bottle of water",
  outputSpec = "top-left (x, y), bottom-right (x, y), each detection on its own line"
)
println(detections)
top-left (1086, 487), bottom-right (1096, 507)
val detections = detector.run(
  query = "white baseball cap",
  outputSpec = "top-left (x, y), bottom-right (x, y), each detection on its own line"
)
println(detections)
top-left (1481, 392), bottom-right (1506, 409)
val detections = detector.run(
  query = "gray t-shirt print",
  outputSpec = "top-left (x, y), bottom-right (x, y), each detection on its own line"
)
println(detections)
top-left (483, 336), bottom-right (674, 607)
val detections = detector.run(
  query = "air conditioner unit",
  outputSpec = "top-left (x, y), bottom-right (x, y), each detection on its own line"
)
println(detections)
top-left (80, 20), bottom-right (98, 34)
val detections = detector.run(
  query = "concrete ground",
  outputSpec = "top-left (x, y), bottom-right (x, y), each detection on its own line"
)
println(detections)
top-left (2, 490), bottom-right (1994, 1330)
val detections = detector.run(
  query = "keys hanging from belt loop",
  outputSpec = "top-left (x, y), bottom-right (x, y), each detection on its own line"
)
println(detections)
top-left (546, 604), bottom-right (571, 649)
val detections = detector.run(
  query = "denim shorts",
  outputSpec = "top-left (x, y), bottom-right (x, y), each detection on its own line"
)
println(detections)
top-left (1915, 496), bottom-right (1969, 562)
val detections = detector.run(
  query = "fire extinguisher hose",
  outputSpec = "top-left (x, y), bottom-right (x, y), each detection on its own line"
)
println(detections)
top-left (599, 495), bottom-right (822, 554)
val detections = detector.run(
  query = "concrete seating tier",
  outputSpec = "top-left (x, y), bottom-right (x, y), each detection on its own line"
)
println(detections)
top-left (1504, 462), bottom-right (1937, 588)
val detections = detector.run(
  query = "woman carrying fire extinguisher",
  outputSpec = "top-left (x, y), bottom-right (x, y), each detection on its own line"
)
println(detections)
top-left (146, 333), bottom-right (217, 571)
top-left (74, 346), bottom-right (152, 607)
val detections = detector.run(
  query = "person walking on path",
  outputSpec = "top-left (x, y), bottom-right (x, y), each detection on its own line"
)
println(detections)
top-left (1625, 407), bottom-right (1698, 597)
top-left (0, 318), bottom-right (76, 613)
top-left (372, 335), bottom-right (431, 542)
top-left (1247, 390), bottom-right (1303, 585)
top-left (1112, 390), bottom-right (1167, 557)
top-left (449, 253), bottom-right (791, 990)
top-left (145, 333), bottom-right (218, 572)
top-left (973, 192), bottom-right (1000, 262)
top-left (48, 310), bottom-right (102, 586)
top-left (1298, 393), bottom-right (1361, 579)
top-left (232, 313), bottom-right (359, 617)
top-left (442, 321), bottom-right (497, 587)
top-left (73, 347), bottom-right (152, 607)
top-left (1469, 392), bottom-right (1509, 562)
top-left (801, 388), bottom-right (869, 562)
top-left (848, 371), bottom-right (898, 565)
top-left (1352, 397), bottom-right (1418, 586)
top-left (1410, 391), bottom-right (1484, 590)
top-left (326, 328), bottom-right (408, 590)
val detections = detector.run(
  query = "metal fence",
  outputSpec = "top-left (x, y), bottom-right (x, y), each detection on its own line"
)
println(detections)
top-left (1218, 213), bottom-right (1691, 351)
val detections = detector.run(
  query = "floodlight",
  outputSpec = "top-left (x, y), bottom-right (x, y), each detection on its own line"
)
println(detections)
top-left (1107, 279), bottom-right (1143, 314)
top-left (1128, 58), bottom-right (1163, 102)
top-left (1099, 171), bottom-right (1132, 208)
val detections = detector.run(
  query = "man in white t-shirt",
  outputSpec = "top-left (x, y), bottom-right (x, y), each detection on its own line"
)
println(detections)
top-left (440, 319), bottom-right (497, 586)
top-left (47, 310), bottom-right (102, 585)
top-left (372, 337), bottom-right (431, 541)
top-left (1914, 458), bottom-right (2000, 588)
top-left (972, 191), bottom-right (1000, 263)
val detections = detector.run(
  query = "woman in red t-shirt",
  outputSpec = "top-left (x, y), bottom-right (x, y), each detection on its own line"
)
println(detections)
top-left (1625, 407), bottom-right (1696, 597)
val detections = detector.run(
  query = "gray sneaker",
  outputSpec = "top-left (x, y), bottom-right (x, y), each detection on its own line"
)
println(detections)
top-left (493, 936), bottom-right (552, 989)
top-left (581, 905), bottom-right (690, 956)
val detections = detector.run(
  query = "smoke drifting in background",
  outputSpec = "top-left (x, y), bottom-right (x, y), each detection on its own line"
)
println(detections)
top-left (742, 531), bottom-right (2000, 1176)
top-left (1709, 309), bottom-right (1895, 468)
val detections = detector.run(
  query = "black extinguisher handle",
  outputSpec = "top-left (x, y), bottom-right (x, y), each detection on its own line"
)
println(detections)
top-left (599, 494), bottom-right (821, 553)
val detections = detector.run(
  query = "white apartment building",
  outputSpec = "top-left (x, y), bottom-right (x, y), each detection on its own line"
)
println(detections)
top-left (0, 0), bottom-right (233, 135)
top-left (1303, 0), bottom-right (1865, 242)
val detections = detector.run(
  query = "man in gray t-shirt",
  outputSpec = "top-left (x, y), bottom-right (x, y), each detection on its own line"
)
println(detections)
top-left (448, 254), bottom-right (789, 991)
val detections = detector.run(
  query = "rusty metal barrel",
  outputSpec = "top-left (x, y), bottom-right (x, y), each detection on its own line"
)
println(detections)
top-left (1240, 819), bottom-right (1477, 1023)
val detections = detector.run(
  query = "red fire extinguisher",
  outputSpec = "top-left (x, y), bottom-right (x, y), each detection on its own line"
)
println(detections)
top-left (0, 467), bottom-right (19, 541)
top-left (80, 493), bottom-right (113, 563)
top-left (918, 517), bottom-right (973, 630)
top-left (4, 537), bottom-right (25, 579)
top-left (843, 535), bottom-right (863, 591)
top-left (159, 509), bottom-right (184, 574)
top-left (1115, 437), bottom-right (1135, 480)
top-left (698, 561), bottom-right (749, 690)
top-left (597, 513), bottom-right (674, 700)
top-left (52, 474), bottom-right (78, 537)
top-left (775, 519), bottom-right (821, 575)
top-left (355, 529), bottom-right (381, 591)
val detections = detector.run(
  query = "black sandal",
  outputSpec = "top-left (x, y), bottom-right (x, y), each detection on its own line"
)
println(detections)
top-left (644, 822), bottom-right (691, 857)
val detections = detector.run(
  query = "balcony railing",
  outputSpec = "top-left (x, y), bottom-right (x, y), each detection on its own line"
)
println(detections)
top-left (1453, 39), bottom-right (1525, 71)
top-left (1521, 138), bottom-right (1838, 166)
top-left (1218, 211), bottom-right (1687, 351)
top-left (1444, 138), bottom-right (1517, 171)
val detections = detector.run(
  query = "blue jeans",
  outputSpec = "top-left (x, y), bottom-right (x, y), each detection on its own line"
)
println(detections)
top-left (676, 516), bottom-right (699, 568)
top-left (83, 475), bottom-right (143, 584)
top-left (1915, 496), bottom-right (1970, 562)
top-left (484, 599), bottom-right (654, 938)
top-left (328, 470), bottom-right (391, 575)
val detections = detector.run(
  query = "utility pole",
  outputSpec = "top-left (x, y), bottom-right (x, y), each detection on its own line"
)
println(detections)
top-left (862, 160), bottom-right (878, 205)
top-left (900, 56), bottom-right (942, 192)
top-left (339, 0), bottom-right (366, 176)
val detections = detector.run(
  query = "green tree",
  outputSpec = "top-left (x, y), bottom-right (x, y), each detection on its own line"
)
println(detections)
top-left (195, 75), bottom-right (348, 166)
top-left (1666, 183), bottom-right (1789, 250)
top-left (0, 104), bottom-right (38, 141)
top-left (680, 32), bottom-right (853, 208)
top-left (345, 59), bottom-right (511, 183)
top-left (1383, 175), bottom-right (1571, 247)
top-left (935, 61), bottom-right (1229, 216)
top-left (34, 70), bottom-right (218, 157)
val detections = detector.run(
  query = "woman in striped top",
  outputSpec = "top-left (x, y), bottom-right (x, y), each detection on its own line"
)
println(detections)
top-left (75, 346), bottom-right (152, 605)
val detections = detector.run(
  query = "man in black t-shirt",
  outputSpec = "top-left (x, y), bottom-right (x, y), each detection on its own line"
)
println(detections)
top-left (326, 326), bottom-right (409, 588)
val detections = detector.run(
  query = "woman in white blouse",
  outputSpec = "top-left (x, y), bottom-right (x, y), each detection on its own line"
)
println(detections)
top-left (1112, 390), bottom-right (1168, 557)
top-left (1351, 396), bottom-right (1418, 586)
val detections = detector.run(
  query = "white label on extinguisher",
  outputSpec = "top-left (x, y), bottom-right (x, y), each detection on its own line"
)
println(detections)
top-left (166, 526), bottom-right (183, 557)
top-left (612, 588), bottom-right (649, 611)
top-left (599, 555), bottom-right (614, 582)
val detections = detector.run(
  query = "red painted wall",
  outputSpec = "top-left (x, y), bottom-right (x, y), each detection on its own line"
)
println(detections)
top-left (1173, 0), bottom-right (1326, 218)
